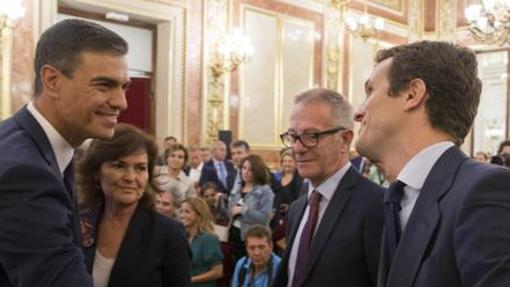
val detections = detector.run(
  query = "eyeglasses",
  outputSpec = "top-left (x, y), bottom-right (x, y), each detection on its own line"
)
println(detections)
top-left (280, 127), bottom-right (346, 148)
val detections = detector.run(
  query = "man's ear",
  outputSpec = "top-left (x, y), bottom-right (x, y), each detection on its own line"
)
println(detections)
top-left (39, 65), bottom-right (62, 99)
top-left (404, 78), bottom-right (427, 111)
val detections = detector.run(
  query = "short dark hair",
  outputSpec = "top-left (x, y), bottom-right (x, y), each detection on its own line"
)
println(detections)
top-left (245, 224), bottom-right (272, 243)
top-left (375, 41), bottom-right (482, 145)
top-left (498, 140), bottom-right (510, 154)
top-left (163, 144), bottom-right (189, 165)
top-left (201, 181), bottom-right (219, 196)
top-left (231, 140), bottom-right (250, 152)
top-left (240, 154), bottom-right (270, 185)
top-left (34, 19), bottom-right (128, 95)
top-left (77, 124), bottom-right (158, 211)
top-left (164, 136), bottom-right (177, 142)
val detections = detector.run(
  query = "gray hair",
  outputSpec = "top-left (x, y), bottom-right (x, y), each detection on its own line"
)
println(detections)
top-left (294, 88), bottom-right (354, 130)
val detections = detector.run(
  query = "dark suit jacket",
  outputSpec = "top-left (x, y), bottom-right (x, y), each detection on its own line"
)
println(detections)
top-left (81, 206), bottom-right (191, 287)
top-left (199, 159), bottom-right (236, 194)
top-left (274, 166), bottom-right (384, 287)
top-left (379, 146), bottom-right (510, 287)
top-left (0, 107), bottom-right (91, 286)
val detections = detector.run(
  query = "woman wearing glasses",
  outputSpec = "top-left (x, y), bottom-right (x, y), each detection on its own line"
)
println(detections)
top-left (228, 154), bottom-right (274, 263)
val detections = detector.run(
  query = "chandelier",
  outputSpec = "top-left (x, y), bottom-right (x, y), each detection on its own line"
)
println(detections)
top-left (208, 28), bottom-right (254, 83)
top-left (0, 0), bottom-right (25, 29)
top-left (344, 3), bottom-right (385, 41)
top-left (465, 0), bottom-right (510, 45)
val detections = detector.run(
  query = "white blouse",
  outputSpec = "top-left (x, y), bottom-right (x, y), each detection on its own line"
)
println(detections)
top-left (93, 250), bottom-right (116, 287)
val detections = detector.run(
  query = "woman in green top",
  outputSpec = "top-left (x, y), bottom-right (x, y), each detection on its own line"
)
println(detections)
top-left (181, 197), bottom-right (224, 287)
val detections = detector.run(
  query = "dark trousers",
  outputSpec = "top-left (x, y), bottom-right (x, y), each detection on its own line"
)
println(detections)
top-left (228, 226), bottom-right (246, 264)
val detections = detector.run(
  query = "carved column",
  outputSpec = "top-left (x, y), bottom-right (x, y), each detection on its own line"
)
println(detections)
top-left (204, 0), bottom-right (230, 144)
top-left (324, 0), bottom-right (349, 92)
top-left (408, 0), bottom-right (423, 42)
top-left (437, 0), bottom-right (457, 41)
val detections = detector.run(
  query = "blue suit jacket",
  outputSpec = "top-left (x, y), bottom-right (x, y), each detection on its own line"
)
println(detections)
top-left (81, 206), bottom-right (191, 287)
top-left (274, 166), bottom-right (384, 287)
top-left (199, 159), bottom-right (237, 195)
top-left (379, 146), bottom-right (510, 287)
top-left (0, 107), bottom-right (92, 286)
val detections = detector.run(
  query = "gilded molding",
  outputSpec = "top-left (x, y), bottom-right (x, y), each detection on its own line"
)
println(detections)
top-left (1, 27), bottom-right (13, 120)
top-left (437, 0), bottom-right (456, 40)
top-left (368, 0), bottom-right (403, 11)
top-left (204, 0), bottom-right (230, 144)
top-left (325, 0), bottom-right (345, 91)
top-left (407, 0), bottom-right (422, 42)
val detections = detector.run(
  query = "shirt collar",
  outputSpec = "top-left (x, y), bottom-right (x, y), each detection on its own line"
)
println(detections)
top-left (397, 141), bottom-right (454, 190)
top-left (27, 102), bottom-right (74, 176)
top-left (307, 161), bottom-right (352, 201)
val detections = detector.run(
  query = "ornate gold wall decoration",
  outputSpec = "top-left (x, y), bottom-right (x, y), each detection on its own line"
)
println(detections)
top-left (437, 0), bottom-right (456, 41)
top-left (325, 0), bottom-right (347, 91)
top-left (368, 0), bottom-right (403, 12)
top-left (204, 0), bottom-right (230, 144)
top-left (325, 0), bottom-right (343, 90)
top-left (407, 0), bottom-right (423, 42)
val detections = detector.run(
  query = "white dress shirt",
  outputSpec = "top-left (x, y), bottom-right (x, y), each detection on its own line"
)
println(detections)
top-left (188, 161), bottom-right (203, 182)
top-left (27, 102), bottom-right (74, 176)
top-left (397, 141), bottom-right (454, 231)
top-left (287, 161), bottom-right (351, 287)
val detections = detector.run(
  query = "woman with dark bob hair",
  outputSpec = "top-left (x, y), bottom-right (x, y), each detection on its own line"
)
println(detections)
top-left (77, 123), bottom-right (191, 287)
top-left (228, 154), bottom-right (274, 263)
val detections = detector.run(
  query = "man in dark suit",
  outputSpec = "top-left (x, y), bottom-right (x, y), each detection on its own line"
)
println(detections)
top-left (274, 88), bottom-right (384, 287)
top-left (354, 41), bottom-right (510, 287)
top-left (0, 19), bottom-right (129, 286)
top-left (199, 140), bottom-right (236, 195)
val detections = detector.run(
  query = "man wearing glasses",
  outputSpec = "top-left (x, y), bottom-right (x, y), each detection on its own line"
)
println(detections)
top-left (274, 88), bottom-right (384, 287)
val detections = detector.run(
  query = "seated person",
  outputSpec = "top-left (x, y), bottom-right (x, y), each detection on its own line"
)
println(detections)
top-left (180, 197), bottom-right (224, 287)
top-left (154, 190), bottom-right (177, 219)
top-left (231, 225), bottom-right (281, 287)
top-left (201, 181), bottom-right (230, 226)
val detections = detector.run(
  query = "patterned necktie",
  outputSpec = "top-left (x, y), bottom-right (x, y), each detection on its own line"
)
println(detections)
top-left (292, 190), bottom-right (322, 287)
top-left (384, 180), bottom-right (405, 274)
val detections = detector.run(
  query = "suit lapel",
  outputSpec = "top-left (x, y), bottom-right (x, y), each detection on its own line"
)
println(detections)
top-left (108, 207), bottom-right (151, 287)
top-left (14, 106), bottom-right (60, 176)
top-left (300, 167), bottom-right (359, 282)
top-left (278, 195), bottom-right (307, 286)
top-left (386, 147), bottom-right (467, 286)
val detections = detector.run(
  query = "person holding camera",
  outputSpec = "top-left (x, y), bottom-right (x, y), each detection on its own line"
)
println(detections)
top-left (228, 155), bottom-right (274, 264)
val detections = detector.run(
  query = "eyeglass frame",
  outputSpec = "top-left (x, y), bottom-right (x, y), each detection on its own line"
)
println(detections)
top-left (279, 126), bottom-right (347, 148)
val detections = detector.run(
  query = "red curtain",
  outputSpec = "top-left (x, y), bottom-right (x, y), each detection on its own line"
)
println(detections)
top-left (119, 77), bottom-right (151, 132)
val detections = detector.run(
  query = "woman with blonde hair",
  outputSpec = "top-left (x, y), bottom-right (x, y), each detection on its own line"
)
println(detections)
top-left (180, 197), bottom-right (224, 287)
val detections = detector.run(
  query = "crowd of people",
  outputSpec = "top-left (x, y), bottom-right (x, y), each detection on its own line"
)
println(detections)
top-left (2, 18), bottom-right (510, 287)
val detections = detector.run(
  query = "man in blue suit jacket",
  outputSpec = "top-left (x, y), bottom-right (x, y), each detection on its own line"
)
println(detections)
top-left (274, 88), bottom-right (383, 287)
top-left (199, 140), bottom-right (237, 195)
top-left (0, 19), bottom-right (129, 286)
top-left (355, 40), bottom-right (510, 286)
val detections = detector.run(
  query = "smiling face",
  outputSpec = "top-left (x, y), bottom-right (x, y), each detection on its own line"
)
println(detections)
top-left (179, 202), bottom-right (198, 229)
top-left (288, 101), bottom-right (348, 186)
top-left (50, 51), bottom-right (130, 146)
top-left (354, 58), bottom-right (404, 163)
top-left (167, 149), bottom-right (186, 171)
top-left (98, 150), bottom-right (148, 208)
